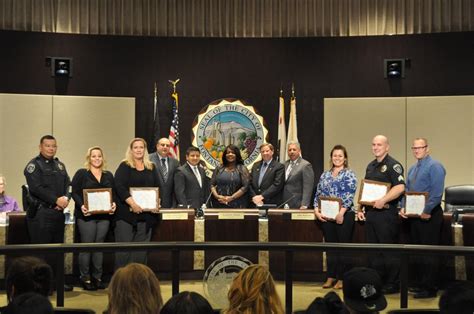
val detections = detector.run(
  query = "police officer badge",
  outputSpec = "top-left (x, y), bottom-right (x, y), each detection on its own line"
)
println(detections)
top-left (26, 163), bottom-right (36, 173)
top-left (380, 165), bottom-right (387, 173)
top-left (58, 162), bottom-right (64, 171)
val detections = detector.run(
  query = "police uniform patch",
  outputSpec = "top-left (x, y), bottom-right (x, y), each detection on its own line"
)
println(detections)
top-left (26, 163), bottom-right (36, 173)
top-left (58, 163), bottom-right (64, 171)
top-left (380, 165), bottom-right (387, 173)
top-left (393, 164), bottom-right (403, 174)
top-left (398, 175), bottom-right (404, 182)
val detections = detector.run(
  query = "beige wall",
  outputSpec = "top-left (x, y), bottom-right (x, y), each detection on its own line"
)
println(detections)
top-left (324, 95), bottom-right (474, 203)
top-left (0, 94), bottom-right (135, 208)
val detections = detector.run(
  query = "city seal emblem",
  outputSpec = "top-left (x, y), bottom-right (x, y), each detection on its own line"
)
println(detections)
top-left (202, 255), bottom-right (252, 309)
top-left (192, 98), bottom-right (268, 170)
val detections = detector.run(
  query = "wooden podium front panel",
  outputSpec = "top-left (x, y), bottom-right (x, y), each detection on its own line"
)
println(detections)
top-left (204, 210), bottom-right (259, 267)
top-left (268, 210), bottom-right (323, 280)
top-left (148, 210), bottom-right (195, 274)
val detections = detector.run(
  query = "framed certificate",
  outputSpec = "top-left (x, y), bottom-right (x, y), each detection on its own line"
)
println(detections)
top-left (83, 188), bottom-right (113, 214)
top-left (130, 187), bottom-right (159, 212)
top-left (405, 192), bottom-right (429, 216)
top-left (318, 197), bottom-right (342, 220)
top-left (358, 179), bottom-right (391, 206)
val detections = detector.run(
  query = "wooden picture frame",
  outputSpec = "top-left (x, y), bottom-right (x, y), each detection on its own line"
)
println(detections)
top-left (318, 196), bottom-right (342, 220)
top-left (130, 187), bottom-right (159, 212)
top-left (83, 188), bottom-right (113, 215)
top-left (358, 179), bottom-right (391, 206)
top-left (405, 191), bottom-right (429, 216)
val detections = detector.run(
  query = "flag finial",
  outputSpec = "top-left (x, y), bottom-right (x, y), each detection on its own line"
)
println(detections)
top-left (168, 78), bottom-right (180, 93)
top-left (291, 83), bottom-right (295, 98)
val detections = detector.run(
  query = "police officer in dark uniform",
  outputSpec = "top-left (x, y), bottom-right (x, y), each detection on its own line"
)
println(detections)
top-left (24, 135), bottom-right (72, 291)
top-left (357, 135), bottom-right (405, 294)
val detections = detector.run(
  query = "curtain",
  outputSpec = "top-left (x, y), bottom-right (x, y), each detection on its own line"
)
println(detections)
top-left (0, 0), bottom-right (472, 37)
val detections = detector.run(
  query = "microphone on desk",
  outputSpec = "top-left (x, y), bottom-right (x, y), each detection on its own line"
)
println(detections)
top-left (197, 191), bottom-right (213, 218)
top-left (276, 195), bottom-right (296, 209)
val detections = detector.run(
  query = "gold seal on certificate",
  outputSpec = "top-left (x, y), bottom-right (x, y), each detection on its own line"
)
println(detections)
top-left (405, 192), bottom-right (429, 216)
top-left (129, 187), bottom-right (160, 212)
top-left (318, 197), bottom-right (342, 220)
top-left (358, 179), bottom-right (391, 206)
top-left (83, 188), bottom-right (113, 214)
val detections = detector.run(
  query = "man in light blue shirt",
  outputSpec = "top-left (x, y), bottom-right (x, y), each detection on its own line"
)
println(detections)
top-left (400, 137), bottom-right (446, 299)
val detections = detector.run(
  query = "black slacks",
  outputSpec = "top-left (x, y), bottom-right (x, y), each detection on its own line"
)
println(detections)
top-left (321, 211), bottom-right (355, 280)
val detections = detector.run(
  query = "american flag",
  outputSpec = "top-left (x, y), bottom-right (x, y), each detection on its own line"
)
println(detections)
top-left (168, 92), bottom-right (180, 160)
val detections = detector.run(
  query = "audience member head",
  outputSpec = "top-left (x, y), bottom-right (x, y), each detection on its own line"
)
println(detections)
top-left (225, 264), bottom-right (284, 314)
top-left (4, 292), bottom-right (53, 314)
top-left (439, 280), bottom-right (474, 314)
top-left (0, 174), bottom-right (6, 195)
top-left (161, 291), bottom-right (214, 314)
top-left (6, 256), bottom-right (53, 302)
top-left (305, 291), bottom-right (349, 314)
top-left (343, 267), bottom-right (387, 314)
top-left (107, 263), bottom-right (163, 314)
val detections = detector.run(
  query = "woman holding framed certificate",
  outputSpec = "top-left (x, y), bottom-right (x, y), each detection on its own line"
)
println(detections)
top-left (313, 145), bottom-right (357, 290)
top-left (71, 146), bottom-right (116, 290)
top-left (113, 138), bottom-right (160, 270)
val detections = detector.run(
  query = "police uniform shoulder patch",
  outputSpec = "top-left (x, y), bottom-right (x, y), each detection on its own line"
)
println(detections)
top-left (380, 165), bottom-right (387, 173)
top-left (26, 163), bottom-right (36, 173)
top-left (393, 164), bottom-right (403, 174)
top-left (398, 175), bottom-right (404, 182)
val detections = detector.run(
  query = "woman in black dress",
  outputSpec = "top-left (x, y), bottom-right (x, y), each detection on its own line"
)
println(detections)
top-left (71, 146), bottom-right (116, 290)
top-left (210, 144), bottom-right (250, 208)
top-left (114, 138), bottom-right (160, 269)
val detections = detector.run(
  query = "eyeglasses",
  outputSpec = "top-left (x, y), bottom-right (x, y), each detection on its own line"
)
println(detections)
top-left (411, 146), bottom-right (427, 150)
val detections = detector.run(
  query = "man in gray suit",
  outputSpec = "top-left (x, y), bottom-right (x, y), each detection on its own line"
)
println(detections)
top-left (174, 147), bottom-right (210, 209)
top-left (149, 138), bottom-right (179, 208)
top-left (249, 143), bottom-right (285, 207)
top-left (282, 141), bottom-right (315, 209)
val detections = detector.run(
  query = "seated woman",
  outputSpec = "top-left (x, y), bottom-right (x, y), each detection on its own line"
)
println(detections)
top-left (71, 146), bottom-right (116, 290)
top-left (224, 264), bottom-right (284, 314)
top-left (314, 145), bottom-right (357, 290)
top-left (161, 291), bottom-right (214, 314)
top-left (3, 256), bottom-right (53, 309)
top-left (0, 174), bottom-right (20, 212)
top-left (211, 144), bottom-right (250, 208)
top-left (107, 263), bottom-right (163, 314)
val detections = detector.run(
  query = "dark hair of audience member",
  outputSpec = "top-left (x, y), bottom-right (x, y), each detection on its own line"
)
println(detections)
top-left (107, 263), bottom-right (163, 314)
top-left (4, 292), bottom-right (53, 314)
top-left (305, 292), bottom-right (349, 314)
top-left (225, 264), bottom-right (284, 314)
top-left (6, 256), bottom-right (53, 302)
top-left (439, 280), bottom-right (474, 314)
top-left (161, 291), bottom-right (214, 314)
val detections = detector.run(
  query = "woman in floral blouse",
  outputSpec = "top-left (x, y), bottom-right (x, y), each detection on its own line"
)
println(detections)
top-left (314, 144), bottom-right (357, 290)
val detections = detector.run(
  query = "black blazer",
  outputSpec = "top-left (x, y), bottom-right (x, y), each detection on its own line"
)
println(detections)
top-left (174, 163), bottom-right (210, 210)
top-left (249, 159), bottom-right (285, 206)
top-left (150, 153), bottom-right (179, 208)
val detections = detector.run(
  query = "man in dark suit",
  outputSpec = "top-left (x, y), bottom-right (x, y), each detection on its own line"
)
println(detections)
top-left (282, 141), bottom-right (315, 209)
top-left (149, 137), bottom-right (179, 208)
top-left (249, 143), bottom-right (285, 207)
top-left (174, 147), bottom-right (210, 209)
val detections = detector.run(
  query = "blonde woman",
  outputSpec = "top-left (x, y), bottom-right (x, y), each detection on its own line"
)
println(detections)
top-left (107, 263), bottom-right (163, 314)
top-left (71, 146), bottom-right (116, 290)
top-left (225, 264), bottom-right (284, 314)
top-left (114, 138), bottom-right (159, 269)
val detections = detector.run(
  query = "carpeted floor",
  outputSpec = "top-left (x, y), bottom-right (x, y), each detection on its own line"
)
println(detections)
top-left (0, 281), bottom-right (440, 313)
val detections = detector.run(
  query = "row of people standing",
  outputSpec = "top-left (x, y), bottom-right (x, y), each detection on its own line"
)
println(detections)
top-left (23, 134), bottom-right (445, 299)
